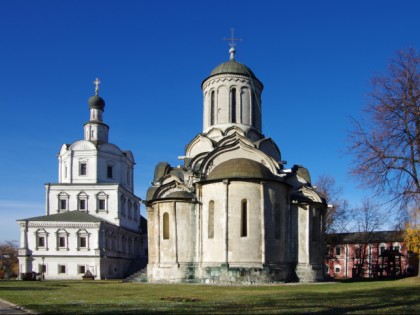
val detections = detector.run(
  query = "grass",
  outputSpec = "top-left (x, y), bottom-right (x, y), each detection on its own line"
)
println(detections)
top-left (0, 277), bottom-right (419, 314)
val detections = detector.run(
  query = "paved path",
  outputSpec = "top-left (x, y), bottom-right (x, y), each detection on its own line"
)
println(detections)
top-left (0, 298), bottom-right (37, 314)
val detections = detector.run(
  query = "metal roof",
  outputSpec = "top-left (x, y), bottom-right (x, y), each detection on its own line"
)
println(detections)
top-left (17, 210), bottom-right (104, 223)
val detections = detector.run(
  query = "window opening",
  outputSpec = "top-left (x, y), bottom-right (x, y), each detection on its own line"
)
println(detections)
top-left (208, 201), bottom-right (214, 239)
top-left (241, 199), bottom-right (248, 237)
top-left (231, 88), bottom-right (236, 123)
top-left (210, 91), bottom-right (215, 125)
top-left (107, 165), bottom-right (113, 179)
top-left (163, 212), bottom-right (170, 240)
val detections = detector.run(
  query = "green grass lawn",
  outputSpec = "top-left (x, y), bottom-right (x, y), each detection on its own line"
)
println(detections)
top-left (0, 277), bottom-right (419, 314)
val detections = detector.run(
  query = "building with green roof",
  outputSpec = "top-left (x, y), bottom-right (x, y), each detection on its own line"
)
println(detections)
top-left (17, 80), bottom-right (147, 280)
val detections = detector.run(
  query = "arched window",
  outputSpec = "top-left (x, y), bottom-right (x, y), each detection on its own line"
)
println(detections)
top-left (210, 91), bottom-right (215, 125)
top-left (208, 201), bottom-right (214, 239)
top-left (274, 203), bottom-right (281, 240)
top-left (163, 212), bottom-right (170, 240)
top-left (251, 92), bottom-right (258, 127)
top-left (231, 88), bottom-right (236, 123)
top-left (241, 199), bottom-right (248, 237)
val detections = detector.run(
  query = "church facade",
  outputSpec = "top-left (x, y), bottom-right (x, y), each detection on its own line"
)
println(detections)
top-left (17, 81), bottom-right (147, 280)
top-left (146, 46), bottom-right (327, 283)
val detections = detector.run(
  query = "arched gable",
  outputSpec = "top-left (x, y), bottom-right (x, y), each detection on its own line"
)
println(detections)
top-left (150, 179), bottom-right (195, 200)
top-left (256, 138), bottom-right (281, 161)
top-left (185, 134), bottom-right (214, 158)
top-left (69, 140), bottom-right (97, 151)
top-left (198, 134), bottom-right (280, 177)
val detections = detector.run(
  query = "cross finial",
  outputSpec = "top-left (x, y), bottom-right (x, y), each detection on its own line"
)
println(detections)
top-left (93, 77), bottom-right (100, 96)
top-left (223, 28), bottom-right (242, 61)
top-left (224, 28), bottom-right (242, 48)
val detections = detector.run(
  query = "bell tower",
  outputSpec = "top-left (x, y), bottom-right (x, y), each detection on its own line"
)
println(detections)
top-left (84, 78), bottom-right (109, 144)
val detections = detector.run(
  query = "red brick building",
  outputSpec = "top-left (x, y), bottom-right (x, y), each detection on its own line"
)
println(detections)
top-left (324, 231), bottom-right (417, 279)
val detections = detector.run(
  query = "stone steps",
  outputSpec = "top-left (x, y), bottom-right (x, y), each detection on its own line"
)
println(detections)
top-left (123, 267), bottom-right (148, 283)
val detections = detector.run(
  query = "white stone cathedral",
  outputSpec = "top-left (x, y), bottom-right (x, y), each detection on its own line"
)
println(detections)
top-left (17, 80), bottom-right (147, 280)
top-left (146, 46), bottom-right (327, 283)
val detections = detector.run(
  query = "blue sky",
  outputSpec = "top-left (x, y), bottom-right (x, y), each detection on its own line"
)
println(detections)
top-left (1, 0), bottom-right (419, 242)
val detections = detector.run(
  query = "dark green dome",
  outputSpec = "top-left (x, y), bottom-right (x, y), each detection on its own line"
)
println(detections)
top-left (88, 95), bottom-right (105, 110)
top-left (210, 60), bottom-right (256, 78)
top-left (207, 158), bottom-right (274, 181)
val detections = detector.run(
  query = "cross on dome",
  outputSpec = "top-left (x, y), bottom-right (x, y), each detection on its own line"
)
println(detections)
top-left (93, 77), bottom-right (101, 96)
top-left (223, 28), bottom-right (242, 61)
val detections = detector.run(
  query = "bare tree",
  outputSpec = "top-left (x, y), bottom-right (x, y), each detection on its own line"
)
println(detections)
top-left (315, 174), bottom-right (350, 233)
top-left (348, 48), bottom-right (420, 214)
top-left (352, 199), bottom-right (385, 277)
top-left (353, 198), bottom-right (384, 233)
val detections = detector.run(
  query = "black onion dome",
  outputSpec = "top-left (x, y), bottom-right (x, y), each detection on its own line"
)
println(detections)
top-left (88, 95), bottom-right (105, 110)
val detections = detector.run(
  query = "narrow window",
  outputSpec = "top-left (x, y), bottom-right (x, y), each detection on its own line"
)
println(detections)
top-left (107, 165), bottom-right (113, 179)
top-left (80, 163), bottom-right (87, 176)
top-left (335, 246), bottom-right (341, 256)
top-left (60, 199), bottom-right (67, 210)
top-left (274, 204), bottom-right (280, 240)
top-left (163, 212), bottom-right (170, 240)
top-left (79, 199), bottom-right (86, 210)
top-left (208, 201), bottom-right (214, 239)
top-left (241, 199), bottom-right (248, 237)
top-left (231, 88), bottom-right (236, 123)
top-left (59, 237), bottom-right (66, 248)
top-left (380, 246), bottom-right (386, 254)
top-left (210, 91), bottom-right (215, 125)
top-left (38, 236), bottom-right (45, 247)
top-left (98, 199), bottom-right (105, 210)
top-left (80, 237), bottom-right (87, 248)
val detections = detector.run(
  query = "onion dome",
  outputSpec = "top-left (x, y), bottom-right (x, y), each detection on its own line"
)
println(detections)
top-left (88, 78), bottom-right (105, 110)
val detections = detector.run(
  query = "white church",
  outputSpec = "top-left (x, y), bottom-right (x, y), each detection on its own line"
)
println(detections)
top-left (145, 44), bottom-right (327, 283)
top-left (17, 40), bottom-right (327, 283)
top-left (17, 80), bottom-right (147, 280)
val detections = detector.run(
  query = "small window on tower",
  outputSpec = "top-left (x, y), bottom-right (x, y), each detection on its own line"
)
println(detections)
top-left (79, 199), bottom-right (86, 210)
top-left (80, 163), bottom-right (87, 176)
top-left (107, 165), bottom-right (113, 179)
